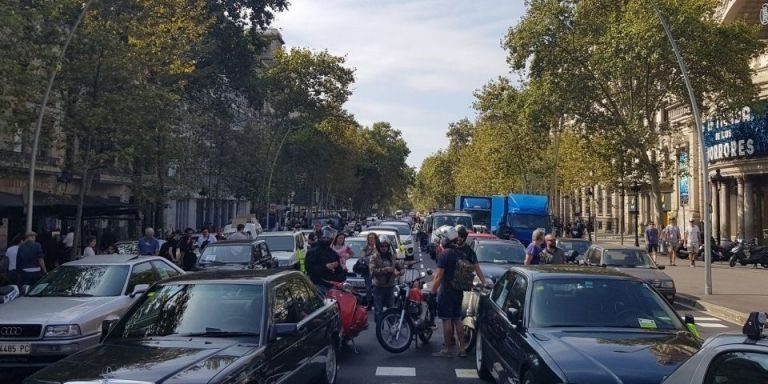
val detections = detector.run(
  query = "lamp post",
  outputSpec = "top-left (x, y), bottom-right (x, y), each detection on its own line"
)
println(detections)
top-left (710, 169), bottom-right (724, 246)
top-left (585, 188), bottom-right (594, 242)
top-left (630, 182), bottom-right (641, 247)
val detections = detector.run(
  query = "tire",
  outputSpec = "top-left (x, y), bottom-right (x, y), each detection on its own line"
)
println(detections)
top-left (729, 257), bottom-right (737, 267)
top-left (475, 331), bottom-right (493, 381)
top-left (463, 325), bottom-right (477, 352)
top-left (376, 308), bottom-right (414, 353)
top-left (316, 343), bottom-right (337, 384)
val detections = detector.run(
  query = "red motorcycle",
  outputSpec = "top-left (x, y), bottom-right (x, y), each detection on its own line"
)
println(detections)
top-left (326, 281), bottom-right (368, 352)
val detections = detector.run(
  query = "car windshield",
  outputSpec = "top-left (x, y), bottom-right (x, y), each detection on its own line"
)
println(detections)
top-left (261, 236), bottom-right (294, 252)
top-left (475, 243), bottom-right (525, 264)
top-left (381, 223), bottom-right (411, 236)
top-left (112, 283), bottom-right (263, 338)
top-left (434, 215), bottom-right (473, 228)
top-left (558, 240), bottom-right (591, 254)
top-left (604, 250), bottom-right (655, 268)
top-left (509, 214), bottom-right (548, 229)
top-left (199, 244), bottom-right (251, 264)
top-left (530, 278), bottom-right (684, 330)
top-left (27, 265), bottom-right (130, 297)
top-left (345, 239), bottom-right (367, 258)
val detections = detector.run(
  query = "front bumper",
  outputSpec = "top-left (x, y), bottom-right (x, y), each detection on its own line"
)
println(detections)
top-left (0, 333), bottom-right (100, 368)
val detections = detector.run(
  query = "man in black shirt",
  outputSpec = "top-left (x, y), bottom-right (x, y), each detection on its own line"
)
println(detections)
top-left (305, 226), bottom-right (345, 296)
top-left (17, 232), bottom-right (48, 286)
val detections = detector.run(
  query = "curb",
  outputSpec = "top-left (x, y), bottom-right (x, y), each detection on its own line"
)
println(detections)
top-left (676, 293), bottom-right (748, 325)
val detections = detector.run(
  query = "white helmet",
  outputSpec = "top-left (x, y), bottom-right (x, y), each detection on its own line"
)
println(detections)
top-left (433, 225), bottom-right (459, 246)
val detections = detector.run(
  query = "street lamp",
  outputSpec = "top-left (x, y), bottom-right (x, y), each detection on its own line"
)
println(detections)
top-left (630, 182), bottom-right (641, 247)
top-left (585, 188), bottom-right (594, 242)
top-left (710, 169), bottom-right (724, 245)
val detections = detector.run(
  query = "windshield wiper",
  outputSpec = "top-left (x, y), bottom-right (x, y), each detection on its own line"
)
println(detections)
top-left (181, 330), bottom-right (259, 337)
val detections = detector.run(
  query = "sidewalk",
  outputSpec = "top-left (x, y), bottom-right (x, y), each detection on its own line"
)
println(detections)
top-left (597, 234), bottom-right (764, 324)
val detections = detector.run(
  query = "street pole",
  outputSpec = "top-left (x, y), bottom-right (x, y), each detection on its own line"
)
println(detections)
top-left (265, 125), bottom-right (294, 233)
top-left (652, 2), bottom-right (713, 295)
top-left (26, 0), bottom-right (96, 232)
top-left (634, 211), bottom-right (640, 247)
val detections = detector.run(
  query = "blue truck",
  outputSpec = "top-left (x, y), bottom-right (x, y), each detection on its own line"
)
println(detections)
top-left (455, 193), bottom-right (550, 246)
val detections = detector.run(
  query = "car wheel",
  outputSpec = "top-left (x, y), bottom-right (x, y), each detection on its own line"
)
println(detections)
top-left (475, 331), bottom-right (493, 381)
top-left (318, 343), bottom-right (337, 384)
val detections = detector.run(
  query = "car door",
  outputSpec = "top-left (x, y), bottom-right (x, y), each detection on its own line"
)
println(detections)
top-left (483, 271), bottom-right (514, 381)
top-left (263, 278), bottom-right (304, 384)
top-left (296, 278), bottom-right (337, 377)
top-left (150, 260), bottom-right (182, 280)
top-left (703, 350), bottom-right (768, 384)
top-left (500, 272), bottom-right (530, 384)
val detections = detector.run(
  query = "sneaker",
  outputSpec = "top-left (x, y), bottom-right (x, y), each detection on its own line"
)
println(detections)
top-left (432, 349), bottom-right (454, 358)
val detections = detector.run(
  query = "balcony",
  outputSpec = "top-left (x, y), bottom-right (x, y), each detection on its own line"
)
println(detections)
top-left (718, 0), bottom-right (768, 39)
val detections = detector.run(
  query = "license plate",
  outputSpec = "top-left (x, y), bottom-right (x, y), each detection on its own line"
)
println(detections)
top-left (0, 343), bottom-right (31, 355)
top-left (350, 280), bottom-right (366, 288)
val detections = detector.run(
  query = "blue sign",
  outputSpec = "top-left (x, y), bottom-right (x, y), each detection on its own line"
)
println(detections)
top-left (704, 110), bottom-right (768, 163)
top-left (678, 150), bottom-right (689, 206)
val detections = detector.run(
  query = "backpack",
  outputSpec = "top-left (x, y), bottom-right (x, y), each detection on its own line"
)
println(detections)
top-left (353, 257), bottom-right (369, 275)
top-left (450, 249), bottom-right (476, 291)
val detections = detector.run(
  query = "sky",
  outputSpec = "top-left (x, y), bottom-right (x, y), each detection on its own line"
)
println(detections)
top-left (274, 0), bottom-right (526, 168)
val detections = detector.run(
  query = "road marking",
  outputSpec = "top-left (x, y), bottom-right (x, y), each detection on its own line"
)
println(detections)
top-left (697, 322), bottom-right (728, 328)
top-left (375, 367), bottom-right (416, 377)
top-left (693, 317), bottom-right (721, 322)
top-left (456, 369), bottom-right (480, 379)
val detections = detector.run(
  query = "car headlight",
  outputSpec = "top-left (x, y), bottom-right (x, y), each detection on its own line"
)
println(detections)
top-left (44, 324), bottom-right (81, 338)
top-left (661, 280), bottom-right (675, 288)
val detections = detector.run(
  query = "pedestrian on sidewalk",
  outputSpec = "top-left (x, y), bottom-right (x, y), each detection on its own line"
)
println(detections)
top-left (82, 237), bottom-right (97, 258)
top-left (663, 218), bottom-right (681, 266)
top-left (684, 218), bottom-right (701, 267)
top-left (138, 228), bottom-right (160, 256)
top-left (17, 232), bottom-right (47, 286)
top-left (645, 222), bottom-right (660, 263)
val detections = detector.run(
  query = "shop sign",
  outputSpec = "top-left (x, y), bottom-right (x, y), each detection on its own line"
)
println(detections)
top-left (703, 107), bottom-right (768, 163)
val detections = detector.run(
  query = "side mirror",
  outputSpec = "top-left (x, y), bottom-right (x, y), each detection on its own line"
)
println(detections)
top-left (129, 284), bottom-right (150, 298)
top-left (506, 307), bottom-right (521, 329)
top-left (100, 318), bottom-right (119, 341)
top-left (273, 323), bottom-right (299, 339)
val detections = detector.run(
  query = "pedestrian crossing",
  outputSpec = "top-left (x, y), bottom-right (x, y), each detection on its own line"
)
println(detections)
top-left (373, 366), bottom-right (480, 380)
top-left (694, 316), bottom-right (729, 328)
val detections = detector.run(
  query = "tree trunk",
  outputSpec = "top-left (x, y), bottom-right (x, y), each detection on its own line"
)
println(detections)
top-left (73, 136), bottom-right (93, 259)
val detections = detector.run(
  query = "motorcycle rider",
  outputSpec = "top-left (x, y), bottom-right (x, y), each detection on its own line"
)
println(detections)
top-left (430, 225), bottom-right (486, 358)
top-left (306, 226), bottom-right (346, 296)
top-left (369, 238), bottom-right (402, 322)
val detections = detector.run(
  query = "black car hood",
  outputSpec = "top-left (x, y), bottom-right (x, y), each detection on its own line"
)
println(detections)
top-left (29, 338), bottom-right (259, 384)
top-left (532, 329), bottom-right (700, 384)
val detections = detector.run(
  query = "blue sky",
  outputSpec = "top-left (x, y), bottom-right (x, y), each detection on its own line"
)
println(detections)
top-left (274, 0), bottom-right (526, 167)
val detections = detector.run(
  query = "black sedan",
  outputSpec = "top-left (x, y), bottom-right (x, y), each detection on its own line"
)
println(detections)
top-left (471, 238), bottom-right (526, 283)
top-left (476, 266), bottom-right (701, 384)
top-left (24, 270), bottom-right (341, 384)
top-left (197, 239), bottom-right (277, 271)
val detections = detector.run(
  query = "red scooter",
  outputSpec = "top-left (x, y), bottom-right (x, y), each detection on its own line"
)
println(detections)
top-left (326, 281), bottom-right (368, 352)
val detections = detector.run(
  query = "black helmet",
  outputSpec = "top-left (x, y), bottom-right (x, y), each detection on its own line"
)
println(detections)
top-left (455, 225), bottom-right (469, 239)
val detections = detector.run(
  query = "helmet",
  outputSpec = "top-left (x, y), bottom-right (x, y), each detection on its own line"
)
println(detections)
top-left (455, 225), bottom-right (469, 239)
top-left (433, 225), bottom-right (459, 246)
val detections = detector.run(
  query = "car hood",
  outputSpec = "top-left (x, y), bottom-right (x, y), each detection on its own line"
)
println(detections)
top-left (611, 267), bottom-right (671, 282)
top-left (28, 338), bottom-right (258, 384)
top-left (401, 235), bottom-right (412, 243)
top-left (271, 251), bottom-right (294, 260)
top-left (0, 296), bottom-right (122, 324)
top-left (533, 329), bottom-right (700, 384)
top-left (478, 262), bottom-right (515, 282)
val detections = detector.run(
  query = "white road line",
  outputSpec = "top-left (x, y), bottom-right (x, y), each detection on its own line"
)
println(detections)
top-left (375, 367), bottom-right (416, 377)
top-left (697, 322), bottom-right (728, 328)
top-left (456, 369), bottom-right (480, 379)
top-left (693, 317), bottom-right (721, 322)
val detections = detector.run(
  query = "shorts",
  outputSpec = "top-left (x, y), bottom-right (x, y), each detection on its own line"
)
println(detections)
top-left (688, 245), bottom-right (699, 253)
top-left (647, 244), bottom-right (658, 253)
top-left (437, 289), bottom-right (463, 320)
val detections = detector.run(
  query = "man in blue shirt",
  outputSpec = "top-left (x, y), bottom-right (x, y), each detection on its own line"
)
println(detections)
top-left (17, 232), bottom-right (48, 286)
top-left (138, 228), bottom-right (160, 256)
top-left (525, 228), bottom-right (546, 265)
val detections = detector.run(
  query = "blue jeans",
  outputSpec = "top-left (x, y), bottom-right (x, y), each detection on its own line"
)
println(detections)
top-left (373, 286), bottom-right (394, 323)
top-left (363, 274), bottom-right (373, 308)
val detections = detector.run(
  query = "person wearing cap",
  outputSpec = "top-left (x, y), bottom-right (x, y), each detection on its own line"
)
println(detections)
top-left (16, 232), bottom-right (47, 286)
top-left (684, 218), bottom-right (701, 267)
top-left (645, 222), bottom-right (660, 263)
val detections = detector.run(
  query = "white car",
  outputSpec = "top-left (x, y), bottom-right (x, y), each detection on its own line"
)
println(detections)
top-left (359, 229), bottom-right (405, 260)
top-left (0, 255), bottom-right (184, 370)
top-left (257, 231), bottom-right (306, 268)
top-left (367, 224), bottom-right (415, 260)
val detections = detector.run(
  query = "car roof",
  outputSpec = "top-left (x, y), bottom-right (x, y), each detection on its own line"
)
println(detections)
top-left (380, 221), bottom-right (410, 226)
top-left (161, 269), bottom-right (299, 284)
top-left (705, 333), bottom-right (768, 348)
top-left (362, 228), bottom-right (398, 234)
top-left (64, 254), bottom-right (169, 265)
top-left (258, 231), bottom-right (296, 236)
top-left (510, 265), bottom-right (640, 281)
top-left (593, 244), bottom-right (646, 251)
top-left (558, 238), bottom-right (591, 243)
top-left (209, 239), bottom-right (263, 245)
top-left (345, 237), bottom-right (367, 242)
top-left (474, 239), bottom-right (523, 247)
top-left (468, 233), bottom-right (498, 239)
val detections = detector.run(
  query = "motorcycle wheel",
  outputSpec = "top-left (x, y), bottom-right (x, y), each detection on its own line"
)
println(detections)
top-left (463, 325), bottom-right (477, 353)
top-left (729, 257), bottom-right (737, 267)
top-left (376, 308), bottom-right (414, 354)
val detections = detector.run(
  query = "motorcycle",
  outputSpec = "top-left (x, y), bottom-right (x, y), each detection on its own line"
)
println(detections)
top-left (375, 269), bottom-right (436, 353)
top-left (459, 277), bottom-right (491, 353)
top-left (728, 239), bottom-right (768, 268)
top-left (325, 281), bottom-right (368, 352)
top-left (675, 238), bottom-right (728, 262)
